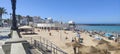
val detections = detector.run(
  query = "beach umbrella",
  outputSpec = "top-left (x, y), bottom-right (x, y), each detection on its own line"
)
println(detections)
top-left (94, 35), bottom-right (101, 40)
top-left (75, 32), bottom-right (80, 38)
top-left (77, 33), bottom-right (80, 38)
top-left (104, 33), bottom-right (112, 37)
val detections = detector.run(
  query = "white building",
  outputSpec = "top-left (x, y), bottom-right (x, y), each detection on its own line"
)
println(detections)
top-left (33, 16), bottom-right (42, 23)
top-left (68, 21), bottom-right (76, 30)
top-left (68, 21), bottom-right (75, 24)
top-left (20, 16), bottom-right (29, 25)
top-left (37, 23), bottom-right (62, 30)
top-left (36, 23), bottom-right (70, 30)
top-left (45, 17), bottom-right (53, 23)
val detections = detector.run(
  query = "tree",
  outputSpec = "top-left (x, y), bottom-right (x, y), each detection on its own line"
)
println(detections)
top-left (11, 0), bottom-right (17, 30)
top-left (26, 15), bottom-right (33, 26)
top-left (0, 7), bottom-right (7, 26)
top-left (26, 15), bottom-right (33, 22)
top-left (16, 15), bottom-right (22, 24)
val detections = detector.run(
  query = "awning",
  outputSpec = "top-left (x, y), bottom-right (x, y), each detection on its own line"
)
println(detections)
top-left (18, 26), bottom-right (33, 29)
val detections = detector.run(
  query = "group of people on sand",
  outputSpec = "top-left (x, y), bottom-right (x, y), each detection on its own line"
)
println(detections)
top-left (70, 31), bottom-right (84, 43)
top-left (37, 29), bottom-right (52, 36)
top-left (37, 28), bottom-right (84, 43)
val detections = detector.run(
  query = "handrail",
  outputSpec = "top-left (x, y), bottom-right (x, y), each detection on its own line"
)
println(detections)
top-left (24, 36), bottom-right (67, 54)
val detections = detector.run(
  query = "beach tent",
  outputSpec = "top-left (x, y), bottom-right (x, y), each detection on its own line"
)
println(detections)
top-left (89, 31), bottom-right (93, 33)
top-left (75, 32), bottom-right (80, 38)
top-left (77, 33), bottom-right (80, 38)
top-left (18, 26), bottom-right (34, 33)
top-left (94, 35), bottom-right (102, 40)
top-left (94, 36), bottom-right (102, 40)
top-left (104, 33), bottom-right (112, 37)
top-left (19, 26), bottom-right (33, 29)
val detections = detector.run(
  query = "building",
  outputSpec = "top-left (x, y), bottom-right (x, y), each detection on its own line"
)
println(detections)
top-left (32, 16), bottom-right (43, 27)
top-left (18, 16), bottom-right (76, 31)
top-left (37, 23), bottom-right (63, 30)
top-left (33, 16), bottom-right (42, 23)
top-left (36, 22), bottom-right (70, 30)
top-left (34, 18), bottom-right (76, 30)
top-left (20, 16), bottom-right (29, 25)
top-left (68, 21), bottom-right (76, 30)
top-left (45, 17), bottom-right (53, 23)
top-left (0, 19), bottom-right (10, 27)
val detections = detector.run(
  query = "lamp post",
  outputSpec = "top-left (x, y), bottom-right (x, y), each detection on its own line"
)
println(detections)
top-left (11, 0), bottom-right (18, 30)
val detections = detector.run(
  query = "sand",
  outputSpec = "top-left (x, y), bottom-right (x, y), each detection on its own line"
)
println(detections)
top-left (21, 28), bottom-right (76, 54)
top-left (20, 28), bottom-right (120, 54)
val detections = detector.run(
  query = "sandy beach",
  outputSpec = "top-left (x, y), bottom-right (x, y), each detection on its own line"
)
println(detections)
top-left (20, 28), bottom-right (120, 54)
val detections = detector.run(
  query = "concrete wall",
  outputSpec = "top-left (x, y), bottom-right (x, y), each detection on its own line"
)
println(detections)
top-left (2, 44), bottom-right (11, 54)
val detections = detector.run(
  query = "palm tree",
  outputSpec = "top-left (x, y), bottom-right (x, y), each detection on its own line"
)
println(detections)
top-left (27, 15), bottom-right (33, 22)
top-left (26, 15), bottom-right (33, 25)
top-left (16, 15), bottom-right (22, 25)
top-left (11, 0), bottom-right (17, 30)
top-left (0, 7), bottom-right (7, 26)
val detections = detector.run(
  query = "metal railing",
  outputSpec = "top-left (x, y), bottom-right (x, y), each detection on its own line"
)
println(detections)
top-left (24, 36), bottom-right (67, 54)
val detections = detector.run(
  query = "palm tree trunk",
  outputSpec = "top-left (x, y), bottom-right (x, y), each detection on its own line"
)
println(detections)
top-left (0, 14), bottom-right (2, 26)
top-left (11, 0), bottom-right (18, 30)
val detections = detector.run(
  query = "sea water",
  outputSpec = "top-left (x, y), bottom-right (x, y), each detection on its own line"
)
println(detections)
top-left (78, 26), bottom-right (120, 33)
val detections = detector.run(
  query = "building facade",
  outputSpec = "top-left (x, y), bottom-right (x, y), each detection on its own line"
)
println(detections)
top-left (33, 16), bottom-right (42, 23)
top-left (45, 17), bottom-right (53, 23)
top-left (20, 16), bottom-right (29, 25)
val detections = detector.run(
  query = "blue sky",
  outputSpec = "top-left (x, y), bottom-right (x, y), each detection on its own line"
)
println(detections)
top-left (0, 0), bottom-right (120, 24)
